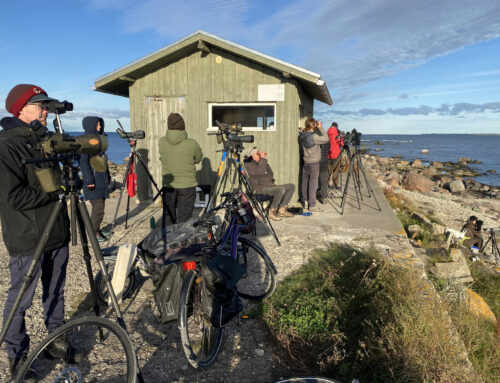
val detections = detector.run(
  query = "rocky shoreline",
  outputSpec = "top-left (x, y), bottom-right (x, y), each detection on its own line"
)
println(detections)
top-left (362, 152), bottom-right (500, 266)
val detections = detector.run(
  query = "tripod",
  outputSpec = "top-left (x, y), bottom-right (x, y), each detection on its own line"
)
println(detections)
top-left (481, 228), bottom-right (500, 264)
top-left (202, 134), bottom-right (281, 246)
top-left (339, 143), bottom-right (381, 215)
top-left (0, 153), bottom-right (145, 382)
top-left (108, 136), bottom-right (163, 241)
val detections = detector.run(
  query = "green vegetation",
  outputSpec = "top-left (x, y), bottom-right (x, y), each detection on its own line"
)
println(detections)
top-left (263, 244), bottom-right (474, 382)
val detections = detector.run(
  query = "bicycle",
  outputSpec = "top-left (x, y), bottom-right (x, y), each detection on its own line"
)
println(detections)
top-left (177, 191), bottom-right (277, 369)
top-left (15, 316), bottom-right (137, 383)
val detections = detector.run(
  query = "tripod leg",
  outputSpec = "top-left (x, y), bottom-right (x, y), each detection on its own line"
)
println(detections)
top-left (107, 153), bottom-right (135, 246)
top-left (202, 151), bottom-right (227, 215)
top-left (340, 157), bottom-right (355, 215)
top-left (357, 155), bottom-right (382, 211)
top-left (71, 194), bottom-right (102, 318)
top-left (135, 150), bottom-right (161, 195)
top-left (76, 197), bottom-right (128, 332)
top-left (0, 198), bottom-right (64, 347)
top-left (240, 168), bottom-right (281, 246)
top-left (125, 195), bottom-right (131, 229)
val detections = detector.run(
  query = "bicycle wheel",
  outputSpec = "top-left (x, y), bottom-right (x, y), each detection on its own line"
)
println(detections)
top-left (94, 261), bottom-right (136, 304)
top-left (178, 269), bottom-right (224, 369)
top-left (237, 237), bottom-right (277, 301)
top-left (16, 316), bottom-right (137, 383)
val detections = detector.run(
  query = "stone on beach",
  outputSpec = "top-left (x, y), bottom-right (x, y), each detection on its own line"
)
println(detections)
top-left (448, 180), bottom-right (465, 194)
top-left (402, 171), bottom-right (434, 193)
top-left (421, 149), bottom-right (429, 154)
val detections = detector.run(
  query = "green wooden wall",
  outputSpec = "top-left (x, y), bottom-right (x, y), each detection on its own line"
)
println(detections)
top-left (128, 47), bottom-right (314, 201)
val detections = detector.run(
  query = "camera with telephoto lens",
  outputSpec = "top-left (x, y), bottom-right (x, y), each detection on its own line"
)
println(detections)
top-left (475, 220), bottom-right (484, 231)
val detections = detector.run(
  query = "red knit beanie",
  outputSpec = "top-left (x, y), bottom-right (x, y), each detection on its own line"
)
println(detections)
top-left (5, 84), bottom-right (48, 116)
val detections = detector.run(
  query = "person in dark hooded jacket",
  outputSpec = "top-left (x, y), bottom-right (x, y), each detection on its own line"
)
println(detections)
top-left (0, 84), bottom-right (71, 381)
top-left (80, 116), bottom-right (111, 242)
top-left (159, 113), bottom-right (202, 227)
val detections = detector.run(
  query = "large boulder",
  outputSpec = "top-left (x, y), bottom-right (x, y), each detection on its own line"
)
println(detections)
top-left (411, 159), bottom-right (422, 167)
top-left (448, 180), bottom-right (465, 193)
top-left (402, 171), bottom-right (434, 193)
top-left (430, 248), bottom-right (473, 283)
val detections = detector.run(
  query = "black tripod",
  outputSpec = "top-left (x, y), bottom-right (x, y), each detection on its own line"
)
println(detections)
top-left (339, 143), bottom-right (381, 215)
top-left (109, 129), bottom-right (163, 242)
top-left (202, 129), bottom-right (281, 246)
top-left (481, 228), bottom-right (500, 264)
top-left (0, 153), bottom-right (145, 381)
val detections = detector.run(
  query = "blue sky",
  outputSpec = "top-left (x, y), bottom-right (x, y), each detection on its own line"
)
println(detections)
top-left (1, 0), bottom-right (499, 134)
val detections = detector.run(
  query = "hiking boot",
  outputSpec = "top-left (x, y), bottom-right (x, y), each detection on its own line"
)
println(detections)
top-left (268, 209), bottom-right (282, 221)
top-left (44, 335), bottom-right (84, 363)
top-left (96, 231), bottom-right (107, 242)
top-left (308, 205), bottom-right (324, 212)
top-left (9, 353), bottom-right (37, 382)
top-left (99, 230), bottom-right (111, 238)
top-left (278, 205), bottom-right (294, 218)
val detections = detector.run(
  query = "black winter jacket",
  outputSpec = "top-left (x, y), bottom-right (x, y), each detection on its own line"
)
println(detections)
top-left (80, 117), bottom-right (110, 200)
top-left (0, 117), bottom-right (70, 256)
top-left (244, 158), bottom-right (275, 190)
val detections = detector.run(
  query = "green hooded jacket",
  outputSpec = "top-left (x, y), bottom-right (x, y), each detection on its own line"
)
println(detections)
top-left (159, 130), bottom-right (202, 189)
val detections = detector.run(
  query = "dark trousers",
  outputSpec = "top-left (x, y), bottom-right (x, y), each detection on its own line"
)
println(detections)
top-left (259, 184), bottom-right (296, 209)
top-left (2, 246), bottom-right (69, 358)
top-left (317, 160), bottom-right (329, 200)
top-left (463, 236), bottom-right (483, 249)
top-left (162, 187), bottom-right (196, 227)
top-left (90, 198), bottom-right (106, 232)
top-left (328, 157), bottom-right (341, 187)
top-left (301, 162), bottom-right (320, 208)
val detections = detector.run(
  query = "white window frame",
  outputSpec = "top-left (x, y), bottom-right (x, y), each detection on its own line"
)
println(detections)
top-left (207, 102), bottom-right (276, 132)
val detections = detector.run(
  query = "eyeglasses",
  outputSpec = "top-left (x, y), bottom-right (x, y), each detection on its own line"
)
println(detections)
top-left (28, 102), bottom-right (43, 110)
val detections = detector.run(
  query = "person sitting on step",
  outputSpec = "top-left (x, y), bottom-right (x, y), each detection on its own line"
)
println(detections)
top-left (243, 147), bottom-right (295, 221)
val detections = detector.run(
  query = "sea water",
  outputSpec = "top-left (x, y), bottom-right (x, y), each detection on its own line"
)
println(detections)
top-left (362, 134), bottom-right (500, 187)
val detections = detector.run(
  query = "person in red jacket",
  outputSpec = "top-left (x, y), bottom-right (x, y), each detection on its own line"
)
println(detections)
top-left (327, 122), bottom-right (343, 189)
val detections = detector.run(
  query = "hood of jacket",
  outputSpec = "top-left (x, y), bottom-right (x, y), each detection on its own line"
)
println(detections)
top-left (298, 131), bottom-right (316, 149)
top-left (165, 129), bottom-right (188, 145)
top-left (0, 117), bottom-right (49, 142)
top-left (82, 116), bottom-right (105, 135)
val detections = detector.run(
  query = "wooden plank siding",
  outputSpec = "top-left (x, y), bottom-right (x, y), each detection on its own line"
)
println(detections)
top-left (129, 49), bottom-right (311, 202)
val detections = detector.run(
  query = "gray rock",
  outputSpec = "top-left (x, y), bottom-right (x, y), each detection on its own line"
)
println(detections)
top-left (411, 212), bottom-right (433, 229)
top-left (449, 180), bottom-right (465, 193)
top-left (487, 169), bottom-right (496, 174)
top-left (402, 171), bottom-right (434, 193)
top-left (430, 249), bottom-right (473, 283)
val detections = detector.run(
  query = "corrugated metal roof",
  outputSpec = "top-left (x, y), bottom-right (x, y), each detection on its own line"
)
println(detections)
top-left (93, 30), bottom-right (333, 105)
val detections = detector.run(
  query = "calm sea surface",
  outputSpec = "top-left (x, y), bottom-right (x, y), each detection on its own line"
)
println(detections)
top-left (362, 134), bottom-right (500, 187)
top-left (72, 132), bottom-right (500, 187)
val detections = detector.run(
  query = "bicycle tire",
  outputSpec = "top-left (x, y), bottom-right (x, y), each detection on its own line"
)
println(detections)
top-left (16, 316), bottom-right (137, 383)
top-left (236, 237), bottom-right (277, 301)
top-left (94, 261), bottom-right (136, 304)
top-left (178, 269), bottom-right (224, 369)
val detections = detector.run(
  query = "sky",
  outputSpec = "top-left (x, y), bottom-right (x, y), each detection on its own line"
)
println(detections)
top-left (0, 0), bottom-right (499, 134)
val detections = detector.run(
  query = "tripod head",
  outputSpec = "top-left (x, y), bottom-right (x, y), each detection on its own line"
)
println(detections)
top-left (211, 120), bottom-right (254, 152)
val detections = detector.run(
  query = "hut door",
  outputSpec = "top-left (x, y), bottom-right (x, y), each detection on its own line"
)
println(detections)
top-left (138, 96), bottom-right (186, 200)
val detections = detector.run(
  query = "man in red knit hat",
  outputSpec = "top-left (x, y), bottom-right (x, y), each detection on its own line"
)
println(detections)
top-left (0, 84), bottom-right (72, 381)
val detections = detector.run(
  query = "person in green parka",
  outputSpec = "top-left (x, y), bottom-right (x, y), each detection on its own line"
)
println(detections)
top-left (159, 113), bottom-right (202, 227)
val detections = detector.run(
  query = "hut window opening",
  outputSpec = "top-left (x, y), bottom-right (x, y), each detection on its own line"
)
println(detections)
top-left (208, 103), bottom-right (276, 131)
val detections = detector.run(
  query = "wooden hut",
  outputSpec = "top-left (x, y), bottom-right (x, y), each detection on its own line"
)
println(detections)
top-left (94, 30), bottom-right (332, 201)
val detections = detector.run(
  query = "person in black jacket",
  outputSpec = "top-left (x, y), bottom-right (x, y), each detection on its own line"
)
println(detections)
top-left (0, 84), bottom-right (71, 381)
top-left (243, 147), bottom-right (295, 221)
top-left (80, 116), bottom-right (111, 242)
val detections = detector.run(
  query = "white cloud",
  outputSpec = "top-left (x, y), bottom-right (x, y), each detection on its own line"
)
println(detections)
top-left (93, 0), bottom-right (500, 105)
